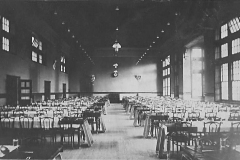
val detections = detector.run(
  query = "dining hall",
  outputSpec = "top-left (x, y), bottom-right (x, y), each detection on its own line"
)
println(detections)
top-left (0, 0), bottom-right (240, 159)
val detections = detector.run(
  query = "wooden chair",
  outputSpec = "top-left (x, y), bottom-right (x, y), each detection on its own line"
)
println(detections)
top-left (170, 112), bottom-right (185, 122)
top-left (58, 117), bottom-right (75, 148)
top-left (227, 122), bottom-right (240, 147)
top-left (83, 111), bottom-right (101, 133)
top-left (0, 117), bottom-right (15, 138)
top-left (205, 112), bottom-right (220, 121)
top-left (230, 105), bottom-right (240, 113)
top-left (187, 112), bottom-right (200, 121)
top-left (53, 110), bottom-right (64, 117)
top-left (150, 114), bottom-right (169, 138)
top-left (169, 123), bottom-right (197, 153)
top-left (199, 121), bottom-right (222, 150)
top-left (40, 117), bottom-right (56, 144)
top-left (19, 117), bottom-right (40, 144)
top-left (228, 112), bottom-right (240, 121)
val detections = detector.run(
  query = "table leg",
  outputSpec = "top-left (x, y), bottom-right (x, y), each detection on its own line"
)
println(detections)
top-left (151, 119), bottom-right (154, 137)
top-left (78, 127), bottom-right (80, 148)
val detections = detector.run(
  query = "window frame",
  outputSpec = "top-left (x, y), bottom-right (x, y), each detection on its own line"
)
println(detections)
top-left (31, 35), bottom-right (45, 65)
top-left (215, 16), bottom-right (240, 102)
top-left (162, 56), bottom-right (171, 96)
top-left (60, 56), bottom-right (67, 73)
top-left (1, 16), bottom-right (11, 53)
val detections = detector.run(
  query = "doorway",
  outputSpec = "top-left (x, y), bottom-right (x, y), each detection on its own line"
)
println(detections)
top-left (6, 75), bottom-right (20, 106)
top-left (44, 81), bottom-right (51, 101)
top-left (63, 83), bottom-right (66, 98)
top-left (19, 80), bottom-right (32, 106)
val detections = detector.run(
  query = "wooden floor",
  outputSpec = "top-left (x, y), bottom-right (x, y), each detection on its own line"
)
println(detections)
top-left (61, 103), bottom-right (160, 160)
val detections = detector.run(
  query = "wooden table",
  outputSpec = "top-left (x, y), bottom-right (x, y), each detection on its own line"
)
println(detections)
top-left (0, 144), bottom-right (63, 159)
top-left (83, 111), bottom-right (106, 133)
top-left (156, 125), bottom-right (198, 158)
top-left (181, 145), bottom-right (240, 160)
top-left (143, 114), bottom-right (169, 138)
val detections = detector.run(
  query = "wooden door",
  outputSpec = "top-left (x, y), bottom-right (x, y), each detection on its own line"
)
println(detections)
top-left (19, 80), bottom-right (32, 105)
top-left (44, 81), bottom-right (51, 101)
top-left (6, 75), bottom-right (20, 106)
top-left (63, 83), bottom-right (66, 98)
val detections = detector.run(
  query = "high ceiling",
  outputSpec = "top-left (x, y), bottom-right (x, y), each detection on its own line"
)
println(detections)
top-left (20, 0), bottom-right (238, 57)
top-left (30, 0), bottom-right (186, 50)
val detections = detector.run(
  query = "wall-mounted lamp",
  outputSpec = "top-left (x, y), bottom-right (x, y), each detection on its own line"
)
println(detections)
top-left (135, 75), bottom-right (141, 81)
top-left (112, 41), bottom-right (121, 52)
top-left (112, 70), bottom-right (118, 77)
top-left (91, 75), bottom-right (95, 82)
top-left (113, 63), bottom-right (118, 68)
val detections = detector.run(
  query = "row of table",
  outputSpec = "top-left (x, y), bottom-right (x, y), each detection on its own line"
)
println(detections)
top-left (122, 96), bottom-right (240, 160)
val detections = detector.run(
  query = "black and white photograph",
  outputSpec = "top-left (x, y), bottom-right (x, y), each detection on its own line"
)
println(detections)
top-left (0, 0), bottom-right (240, 159)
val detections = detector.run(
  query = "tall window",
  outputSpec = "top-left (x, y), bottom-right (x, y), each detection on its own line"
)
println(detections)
top-left (60, 56), bottom-right (66, 73)
top-left (215, 66), bottom-right (221, 101)
top-left (191, 48), bottom-right (203, 97)
top-left (1, 16), bottom-right (10, 52)
top-left (232, 60), bottom-right (240, 100)
top-left (229, 17), bottom-right (240, 33)
top-left (221, 23), bottom-right (228, 39)
top-left (163, 56), bottom-right (170, 96)
top-left (221, 63), bottom-right (228, 100)
top-left (32, 36), bottom-right (44, 64)
top-left (2, 17), bottom-right (9, 33)
top-left (232, 38), bottom-right (240, 55)
top-left (215, 47), bottom-right (220, 59)
top-left (215, 17), bottom-right (240, 102)
top-left (2, 37), bottom-right (9, 51)
top-left (221, 43), bottom-right (228, 58)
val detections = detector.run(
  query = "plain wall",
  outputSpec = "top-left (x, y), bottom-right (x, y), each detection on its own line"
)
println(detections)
top-left (91, 56), bottom-right (159, 93)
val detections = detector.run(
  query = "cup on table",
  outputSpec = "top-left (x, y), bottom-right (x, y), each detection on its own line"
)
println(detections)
top-left (13, 139), bottom-right (18, 146)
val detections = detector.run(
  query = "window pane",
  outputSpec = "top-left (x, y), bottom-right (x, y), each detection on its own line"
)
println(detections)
top-left (2, 37), bottom-right (9, 52)
top-left (221, 63), bottom-right (228, 100)
top-left (192, 61), bottom-right (202, 71)
top-left (229, 17), bottom-right (240, 33)
top-left (2, 17), bottom-right (9, 33)
top-left (192, 74), bottom-right (202, 97)
top-left (26, 82), bottom-right (30, 87)
top-left (232, 38), bottom-right (240, 54)
top-left (215, 66), bottom-right (221, 101)
top-left (21, 96), bottom-right (30, 100)
top-left (32, 36), bottom-right (39, 48)
top-left (21, 89), bottom-right (30, 94)
top-left (32, 51), bottom-right (38, 62)
top-left (232, 60), bottom-right (240, 100)
top-left (21, 82), bottom-right (25, 87)
top-left (215, 47), bottom-right (220, 59)
top-left (221, 23), bottom-right (228, 39)
top-left (221, 82), bottom-right (228, 100)
top-left (221, 43), bottom-right (228, 58)
top-left (39, 41), bottom-right (42, 50)
top-left (39, 54), bottom-right (42, 64)
top-left (166, 56), bottom-right (170, 66)
top-left (192, 48), bottom-right (202, 58)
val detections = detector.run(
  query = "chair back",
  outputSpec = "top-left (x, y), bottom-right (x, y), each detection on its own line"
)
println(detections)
top-left (228, 112), bottom-right (240, 121)
top-left (58, 117), bottom-right (73, 130)
top-left (53, 110), bottom-right (64, 117)
top-left (20, 117), bottom-right (33, 129)
top-left (187, 112), bottom-right (200, 121)
top-left (203, 121), bottom-right (222, 133)
top-left (0, 117), bottom-right (14, 128)
top-left (205, 112), bottom-right (217, 120)
top-left (231, 122), bottom-right (240, 133)
top-left (40, 117), bottom-right (54, 130)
